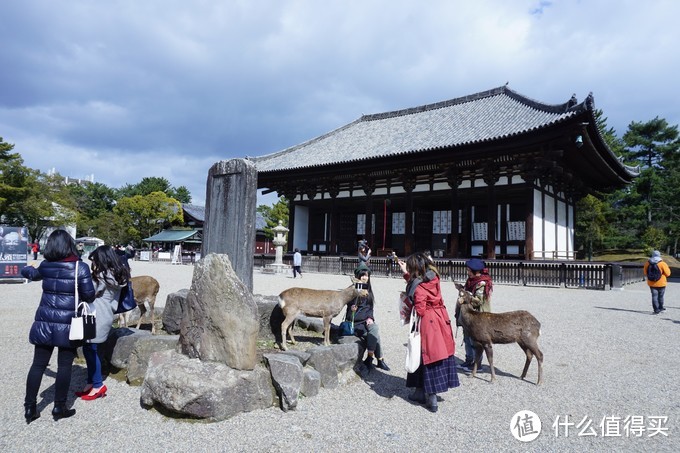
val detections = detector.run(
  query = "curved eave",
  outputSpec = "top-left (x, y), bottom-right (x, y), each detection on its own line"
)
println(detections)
top-left (257, 112), bottom-right (582, 176)
top-left (254, 85), bottom-right (584, 175)
top-left (582, 106), bottom-right (639, 186)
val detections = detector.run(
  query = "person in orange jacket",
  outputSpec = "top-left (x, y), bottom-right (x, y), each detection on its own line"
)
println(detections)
top-left (643, 250), bottom-right (671, 314)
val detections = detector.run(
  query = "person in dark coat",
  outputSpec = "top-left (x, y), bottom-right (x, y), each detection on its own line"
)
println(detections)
top-left (21, 229), bottom-right (96, 423)
top-left (398, 252), bottom-right (459, 413)
top-left (344, 263), bottom-right (390, 371)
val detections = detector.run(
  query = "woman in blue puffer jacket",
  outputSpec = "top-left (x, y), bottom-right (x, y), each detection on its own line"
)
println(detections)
top-left (21, 229), bottom-right (96, 423)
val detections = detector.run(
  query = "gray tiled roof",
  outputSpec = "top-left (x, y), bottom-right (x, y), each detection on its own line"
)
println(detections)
top-left (254, 86), bottom-right (584, 173)
top-left (182, 203), bottom-right (205, 221)
top-left (182, 203), bottom-right (267, 230)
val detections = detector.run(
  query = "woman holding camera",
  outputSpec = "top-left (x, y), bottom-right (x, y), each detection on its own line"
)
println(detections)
top-left (398, 252), bottom-right (459, 413)
top-left (358, 240), bottom-right (371, 266)
top-left (344, 264), bottom-right (389, 371)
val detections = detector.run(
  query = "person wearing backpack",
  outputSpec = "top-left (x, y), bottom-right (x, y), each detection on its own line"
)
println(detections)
top-left (643, 250), bottom-right (671, 314)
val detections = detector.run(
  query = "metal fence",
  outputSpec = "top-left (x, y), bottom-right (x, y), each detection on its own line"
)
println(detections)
top-left (254, 254), bottom-right (645, 290)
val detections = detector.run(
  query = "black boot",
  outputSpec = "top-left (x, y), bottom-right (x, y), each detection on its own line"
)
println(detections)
top-left (426, 393), bottom-right (438, 413)
top-left (408, 387), bottom-right (425, 403)
top-left (52, 404), bottom-right (76, 421)
top-left (376, 358), bottom-right (391, 371)
top-left (24, 403), bottom-right (40, 424)
top-left (363, 356), bottom-right (374, 370)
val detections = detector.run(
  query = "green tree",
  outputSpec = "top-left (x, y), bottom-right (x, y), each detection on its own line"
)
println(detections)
top-left (117, 177), bottom-right (191, 203)
top-left (257, 197), bottom-right (289, 239)
top-left (65, 182), bottom-right (117, 237)
top-left (168, 186), bottom-right (192, 204)
top-left (623, 117), bottom-right (680, 225)
top-left (114, 192), bottom-right (183, 244)
top-left (574, 194), bottom-right (608, 260)
top-left (0, 138), bottom-right (31, 219)
top-left (2, 170), bottom-right (76, 243)
top-left (88, 211), bottom-right (128, 245)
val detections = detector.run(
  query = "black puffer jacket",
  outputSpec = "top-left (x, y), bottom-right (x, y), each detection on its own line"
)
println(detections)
top-left (22, 260), bottom-right (96, 348)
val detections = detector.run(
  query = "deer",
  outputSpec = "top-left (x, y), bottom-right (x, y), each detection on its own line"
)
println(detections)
top-left (278, 279), bottom-right (365, 350)
top-left (454, 283), bottom-right (543, 385)
top-left (119, 276), bottom-right (160, 334)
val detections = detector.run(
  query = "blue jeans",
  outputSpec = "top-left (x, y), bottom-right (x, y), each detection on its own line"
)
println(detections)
top-left (464, 333), bottom-right (483, 365)
top-left (82, 343), bottom-right (104, 388)
top-left (651, 286), bottom-right (666, 313)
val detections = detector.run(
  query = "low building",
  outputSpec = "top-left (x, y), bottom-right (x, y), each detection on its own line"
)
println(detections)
top-left (253, 85), bottom-right (638, 259)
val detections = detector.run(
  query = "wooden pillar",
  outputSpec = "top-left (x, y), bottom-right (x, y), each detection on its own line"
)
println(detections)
top-left (525, 186), bottom-right (534, 260)
top-left (486, 186), bottom-right (497, 259)
top-left (403, 174), bottom-right (416, 255)
top-left (287, 195), bottom-right (296, 254)
top-left (362, 178), bottom-right (375, 246)
top-left (325, 182), bottom-right (339, 255)
top-left (447, 167), bottom-right (460, 257)
top-left (483, 162), bottom-right (499, 260)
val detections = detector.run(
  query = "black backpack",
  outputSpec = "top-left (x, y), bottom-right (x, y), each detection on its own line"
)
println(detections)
top-left (647, 261), bottom-right (662, 282)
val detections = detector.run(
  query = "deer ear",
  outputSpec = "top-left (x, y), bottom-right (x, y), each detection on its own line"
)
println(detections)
top-left (454, 282), bottom-right (464, 291)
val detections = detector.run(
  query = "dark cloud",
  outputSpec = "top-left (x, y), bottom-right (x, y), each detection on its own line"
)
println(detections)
top-left (1, 1), bottom-right (678, 206)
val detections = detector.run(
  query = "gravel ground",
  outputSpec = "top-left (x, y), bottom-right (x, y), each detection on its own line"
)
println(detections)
top-left (1, 259), bottom-right (679, 452)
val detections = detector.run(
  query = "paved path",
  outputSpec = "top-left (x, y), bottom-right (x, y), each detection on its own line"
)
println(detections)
top-left (1, 260), bottom-right (678, 452)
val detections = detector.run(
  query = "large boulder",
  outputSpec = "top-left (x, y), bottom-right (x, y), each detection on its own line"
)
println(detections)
top-left (264, 353), bottom-right (303, 411)
top-left (108, 328), bottom-right (152, 369)
top-left (252, 294), bottom-right (279, 341)
top-left (162, 289), bottom-right (189, 334)
top-left (127, 335), bottom-right (180, 385)
top-left (140, 350), bottom-right (276, 421)
top-left (177, 254), bottom-right (259, 370)
top-left (306, 346), bottom-right (339, 389)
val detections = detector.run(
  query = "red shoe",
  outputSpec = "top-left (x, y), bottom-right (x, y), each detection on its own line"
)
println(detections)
top-left (81, 385), bottom-right (107, 400)
top-left (75, 385), bottom-right (93, 397)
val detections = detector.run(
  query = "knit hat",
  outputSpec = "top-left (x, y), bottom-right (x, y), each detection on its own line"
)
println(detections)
top-left (466, 258), bottom-right (485, 272)
top-left (650, 250), bottom-right (662, 264)
top-left (354, 263), bottom-right (371, 278)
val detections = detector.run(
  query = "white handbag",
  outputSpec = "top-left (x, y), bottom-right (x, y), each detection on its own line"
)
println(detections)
top-left (404, 308), bottom-right (421, 373)
top-left (68, 262), bottom-right (97, 341)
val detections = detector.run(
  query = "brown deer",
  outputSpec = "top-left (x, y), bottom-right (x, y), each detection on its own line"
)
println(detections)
top-left (119, 276), bottom-right (160, 334)
top-left (455, 283), bottom-right (543, 385)
top-left (278, 280), bottom-right (365, 350)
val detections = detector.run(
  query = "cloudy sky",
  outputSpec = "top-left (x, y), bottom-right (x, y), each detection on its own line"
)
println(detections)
top-left (1, 1), bottom-right (678, 206)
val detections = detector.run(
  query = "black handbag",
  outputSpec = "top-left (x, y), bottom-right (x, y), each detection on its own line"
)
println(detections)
top-left (69, 261), bottom-right (97, 341)
top-left (115, 280), bottom-right (136, 314)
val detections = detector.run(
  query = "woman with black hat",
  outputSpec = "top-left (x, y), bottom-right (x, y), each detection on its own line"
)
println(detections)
top-left (344, 263), bottom-right (389, 371)
top-left (458, 258), bottom-right (493, 372)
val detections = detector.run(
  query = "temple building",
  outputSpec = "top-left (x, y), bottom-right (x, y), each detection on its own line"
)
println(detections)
top-left (253, 86), bottom-right (637, 260)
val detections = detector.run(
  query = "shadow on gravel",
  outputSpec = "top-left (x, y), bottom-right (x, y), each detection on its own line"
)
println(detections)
top-left (35, 365), bottom-right (89, 413)
top-left (362, 369), bottom-right (408, 401)
top-left (594, 306), bottom-right (653, 315)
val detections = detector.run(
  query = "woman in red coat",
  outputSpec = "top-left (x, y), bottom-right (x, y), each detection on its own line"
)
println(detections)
top-left (399, 252), bottom-right (459, 412)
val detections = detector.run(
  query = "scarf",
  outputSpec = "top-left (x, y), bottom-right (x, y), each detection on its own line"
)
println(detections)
top-left (464, 270), bottom-right (493, 302)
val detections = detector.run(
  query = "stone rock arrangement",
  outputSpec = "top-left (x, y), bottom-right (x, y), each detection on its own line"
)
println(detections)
top-left (103, 253), bottom-right (368, 422)
top-left (177, 253), bottom-right (259, 370)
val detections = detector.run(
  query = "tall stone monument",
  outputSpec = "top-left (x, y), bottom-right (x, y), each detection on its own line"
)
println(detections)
top-left (202, 159), bottom-right (257, 291)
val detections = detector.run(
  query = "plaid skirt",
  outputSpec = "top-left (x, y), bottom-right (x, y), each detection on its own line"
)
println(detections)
top-left (406, 355), bottom-right (460, 394)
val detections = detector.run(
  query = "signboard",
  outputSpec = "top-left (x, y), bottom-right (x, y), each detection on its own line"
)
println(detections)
top-left (171, 244), bottom-right (182, 265)
top-left (1, 226), bottom-right (29, 278)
